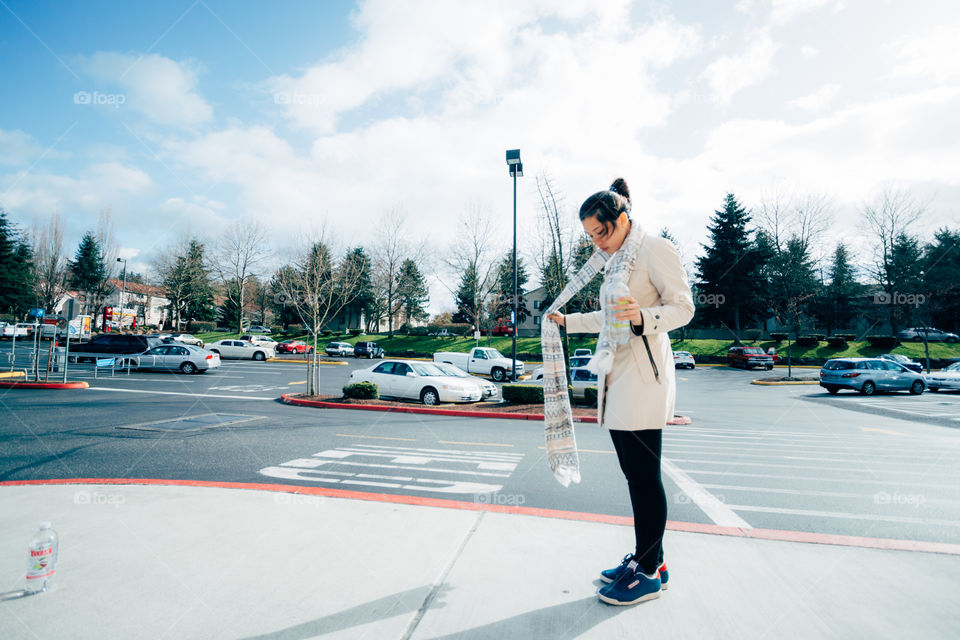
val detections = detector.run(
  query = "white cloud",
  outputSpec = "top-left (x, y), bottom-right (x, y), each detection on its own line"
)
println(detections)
top-left (769, 0), bottom-right (844, 25)
top-left (891, 26), bottom-right (960, 84)
top-left (700, 30), bottom-right (778, 104)
top-left (76, 52), bottom-right (213, 128)
top-left (789, 83), bottom-right (840, 111)
top-left (0, 129), bottom-right (66, 166)
top-left (800, 45), bottom-right (819, 58)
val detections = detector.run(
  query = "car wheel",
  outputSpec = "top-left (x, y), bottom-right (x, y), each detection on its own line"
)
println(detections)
top-left (860, 381), bottom-right (876, 396)
top-left (421, 387), bottom-right (440, 406)
top-left (765, 364), bottom-right (773, 370)
top-left (180, 362), bottom-right (198, 374)
top-left (909, 380), bottom-right (925, 395)
top-left (491, 367), bottom-right (506, 382)
top-left (947, 337), bottom-right (958, 343)
top-left (210, 350), bottom-right (220, 356)
top-left (826, 386), bottom-right (840, 394)
top-left (253, 351), bottom-right (266, 361)
top-left (379, 352), bottom-right (384, 359)
top-left (67, 355), bottom-right (77, 364)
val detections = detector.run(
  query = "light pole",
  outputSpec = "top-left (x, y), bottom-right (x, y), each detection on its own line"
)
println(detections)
top-left (116, 257), bottom-right (127, 330)
top-left (506, 149), bottom-right (523, 382)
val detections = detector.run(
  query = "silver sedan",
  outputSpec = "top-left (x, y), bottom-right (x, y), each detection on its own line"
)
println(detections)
top-left (134, 344), bottom-right (221, 374)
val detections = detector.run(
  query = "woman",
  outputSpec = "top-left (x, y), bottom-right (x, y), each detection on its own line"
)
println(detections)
top-left (547, 178), bottom-right (694, 606)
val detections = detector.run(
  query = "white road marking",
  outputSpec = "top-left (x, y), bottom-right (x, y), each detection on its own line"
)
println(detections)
top-left (724, 503), bottom-right (960, 527)
top-left (678, 468), bottom-right (960, 490)
top-left (85, 387), bottom-right (274, 400)
top-left (666, 456), bottom-right (960, 477)
top-left (661, 457), bottom-right (752, 528)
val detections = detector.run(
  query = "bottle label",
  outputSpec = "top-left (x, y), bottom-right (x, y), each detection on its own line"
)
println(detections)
top-left (27, 545), bottom-right (55, 580)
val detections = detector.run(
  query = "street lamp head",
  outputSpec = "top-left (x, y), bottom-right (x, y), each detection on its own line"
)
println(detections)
top-left (509, 161), bottom-right (523, 178)
top-left (505, 149), bottom-right (521, 165)
top-left (117, 257), bottom-right (123, 262)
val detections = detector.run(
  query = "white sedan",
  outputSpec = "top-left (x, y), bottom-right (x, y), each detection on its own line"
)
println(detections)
top-left (433, 362), bottom-right (500, 402)
top-left (134, 344), bottom-right (221, 374)
top-left (531, 356), bottom-right (593, 381)
top-left (673, 350), bottom-right (695, 369)
top-left (206, 339), bottom-right (275, 361)
top-left (349, 360), bottom-right (483, 405)
top-left (925, 362), bottom-right (960, 392)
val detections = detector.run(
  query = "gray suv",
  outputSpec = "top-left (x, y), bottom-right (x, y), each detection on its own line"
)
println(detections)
top-left (897, 327), bottom-right (959, 343)
top-left (819, 358), bottom-right (925, 396)
top-left (67, 334), bottom-right (161, 363)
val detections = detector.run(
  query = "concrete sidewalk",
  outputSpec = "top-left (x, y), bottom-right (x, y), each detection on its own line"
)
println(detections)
top-left (1, 483), bottom-right (958, 639)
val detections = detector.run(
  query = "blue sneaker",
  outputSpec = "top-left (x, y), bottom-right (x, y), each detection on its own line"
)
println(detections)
top-left (600, 555), bottom-right (669, 590)
top-left (598, 560), bottom-right (662, 606)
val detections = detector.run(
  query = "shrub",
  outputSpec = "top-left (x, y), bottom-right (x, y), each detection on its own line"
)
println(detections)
top-left (342, 382), bottom-right (378, 399)
top-left (584, 387), bottom-right (598, 406)
top-left (866, 335), bottom-right (898, 349)
top-left (287, 324), bottom-right (304, 335)
top-left (835, 334), bottom-right (856, 341)
top-left (410, 326), bottom-right (428, 336)
top-left (743, 329), bottom-right (762, 342)
top-left (349, 328), bottom-right (363, 336)
top-left (826, 337), bottom-right (847, 348)
top-left (502, 384), bottom-right (544, 404)
top-left (795, 336), bottom-right (820, 347)
top-left (769, 333), bottom-right (788, 342)
top-left (810, 333), bottom-right (825, 340)
top-left (321, 329), bottom-right (332, 337)
top-left (189, 321), bottom-right (217, 332)
top-left (0, 313), bottom-right (16, 323)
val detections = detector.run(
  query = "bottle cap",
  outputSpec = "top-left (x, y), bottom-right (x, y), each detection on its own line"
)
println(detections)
top-left (39, 521), bottom-right (52, 529)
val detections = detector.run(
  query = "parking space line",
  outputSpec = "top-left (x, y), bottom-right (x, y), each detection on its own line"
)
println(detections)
top-left (438, 440), bottom-right (514, 447)
top-left (661, 457), bottom-right (752, 528)
top-left (335, 433), bottom-right (416, 441)
top-left (725, 503), bottom-right (960, 528)
top-left (537, 446), bottom-right (616, 454)
top-left (85, 387), bottom-right (274, 400)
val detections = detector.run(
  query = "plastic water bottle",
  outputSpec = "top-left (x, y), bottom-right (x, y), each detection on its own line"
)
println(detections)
top-left (25, 522), bottom-right (58, 593)
top-left (604, 280), bottom-right (632, 344)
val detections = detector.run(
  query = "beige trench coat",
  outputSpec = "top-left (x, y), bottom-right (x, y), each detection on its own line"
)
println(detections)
top-left (565, 228), bottom-right (695, 430)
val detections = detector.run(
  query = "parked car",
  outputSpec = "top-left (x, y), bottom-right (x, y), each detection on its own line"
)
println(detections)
top-left (673, 351), bottom-right (695, 369)
top-left (924, 362), bottom-right (960, 392)
top-left (354, 341), bottom-right (385, 359)
top-left (205, 339), bottom-right (275, 361)
top-left (0, 322), bottom-right (30, 339)
top-left (324, 341), bottom-right (354, 356)
top-left (134, 344), bottom-right (221, 374)
top-left (569, 367), bottom-right (598, 400)
top-left (246, 325), bottom-right (272, 334)
top-left (531, 355), bottom-right (592, 381)
top-left (67, 334), bottom-right (162, 363)
top-left (819, 358), bottom-right (926, 395)
top-left (165, 333), bottom-right (204, 347)
top-left (573, 348), bottom-right (593, 357)
top-left (349, 360), bottom-right (483, 405)
top-left (277, 340), bottom-right (314, 354)
top-left (879, 353), bottom-right (923, 373)
top-left (727, 346), bottom-right (775, 370)
top-left (491, 319), bottom-right (514, 336)
top-left (428, 329), bottom-right (452, 337)
top-left (433, 362), bottom-right (500, 401)
top-left (897, 327), bottom-right (959, 343)
top-left (433, 347), bottom-right (524, 381)
top-left (240, 334), bottom-right (279, 348)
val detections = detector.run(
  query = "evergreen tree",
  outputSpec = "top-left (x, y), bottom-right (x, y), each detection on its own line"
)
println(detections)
top-left (341, 247), bottom-right (373, 331)
top-left (538, 248), bottom-right (566, 312)
top-left (218, 279), bottom-right (242, 330)
top-left (183, 239), bottom-right (216, 322)
top-left (269, 265), bottom-right (302, 329)
top-left (566, 236), bottom-right (600, 315)
top-left (395, 258), bottom-right (429, 324)
top-left (452, 262), bottom-right (485, 328)
top-left (766, 235), bottom-right (819, 335)
top-left (694, 194), bottom-right (770, 340)
top-left (820, 242), bottom-right (863, 335)
top-left (490, 250), bottom-right (530, 324)
top-left (0, 210), bottom-right (36, 316)
top-left (884, 232), bottom-right (924, 334)
top-left (69, 232), bottom-right (110, 320)
top-left (921, 228), bottom-right (960, 332)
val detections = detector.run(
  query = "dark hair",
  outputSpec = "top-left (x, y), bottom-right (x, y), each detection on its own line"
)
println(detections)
top-left (579, 178), bottom-right (632, 235)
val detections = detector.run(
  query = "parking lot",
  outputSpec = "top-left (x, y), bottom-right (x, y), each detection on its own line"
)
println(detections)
top-left (2, 349), bottom-right (959, 550)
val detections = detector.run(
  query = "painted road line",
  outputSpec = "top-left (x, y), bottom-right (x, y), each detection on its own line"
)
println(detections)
top-left (663, 441), bottom-right (952, 458)
top-left (336, 433), bottom-right (417, 441)
top-left (352, 444), bottom-right (523, 459)
top-left (677, 468), bottom-right (960, 490)
top-left (698, 483), bottom-right (960, 505)
top-left (724, 503), bottom-right (960, 527)
top-left (537, 446), bottom-right (616, 454)
top-left (660, 447), bottom-right (947, 465)
top-left (665, 456), bottom-right (960, 477)
top-left (85, 387), bottom-right (274, 400)
top-left (289, 380), bottom-right (307, 385)
top-left (438, 440), bottom-right (515, 447)
top-left (661, 457), bottom-right (752, 529)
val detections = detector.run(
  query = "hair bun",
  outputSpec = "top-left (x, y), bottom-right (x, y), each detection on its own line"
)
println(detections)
top-left (610, 177), bottom-right (631, 203)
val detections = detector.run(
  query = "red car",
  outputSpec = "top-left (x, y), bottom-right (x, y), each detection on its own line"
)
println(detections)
top-left (276, 340), bottom-right (314, 354)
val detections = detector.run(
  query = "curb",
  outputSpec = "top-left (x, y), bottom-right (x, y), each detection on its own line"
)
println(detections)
top-left (751, 380), bottom-right (820, 385)
top-left (279, 394), bottom-right (693, 425)
top-left (0, 380), bottom-right (89, 389)
top-left (266, 358), bottom-right (348, 365)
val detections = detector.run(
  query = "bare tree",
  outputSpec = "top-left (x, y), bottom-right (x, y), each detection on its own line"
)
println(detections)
top-left (436, 206), bottom-right (499, 332)
top-left (534, 173), bottom-right (576, 304)
top-left (371, 208), bottom-right (425, 337)
top-left (273, 232), bottom-right (367, 394)
top-left (213, 220), bottom-right (271, 332)
top-left (757, 187), bottom-right (832, 256)
top-left (31, 214), bottom-right (68, 313)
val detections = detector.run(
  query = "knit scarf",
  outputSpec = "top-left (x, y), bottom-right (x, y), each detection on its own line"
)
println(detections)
top-left (540, 222), bottom-right (645, 487)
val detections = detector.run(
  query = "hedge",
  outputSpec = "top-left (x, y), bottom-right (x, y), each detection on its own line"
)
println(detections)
top-left (502, 384), bottom-right (544, 404)
top-left (583, 387), bottom-right (598, 406)
top-left (270, 326), bottom-right (284, 335)
top-left (769, 333), bottom-right (788, 342)
top-left (743, 329), bottom-right (762, 342)
top-left (826, 337), bottom-right (847, 348)
top-left (189, 321), bottom-right (217, 332)
top-left (349, 328), bottom-right (363, 336)
top-left (835, 334), bottom-right (857, 341)
top-left (795, 336), bottom-right (821, 347)
top-left (866, 335), bottom-right (899, 349)
top-left (287, 324), bottom-right (304, 334)
top-left (343, 382), bottom-right (378, 399)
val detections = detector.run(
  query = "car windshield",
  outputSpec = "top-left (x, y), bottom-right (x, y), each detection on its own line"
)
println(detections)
top-left (437, 364), bottom-right (469, 378)
top-left (823, 360), bottom-right (856, 370)
top-left (411, 362), bottom-right (446, 376)
top-left (486, 349), bottom-right (506, 359)
top-left (743, 348), bottom-right (765, 354)
top-left (886, 354), bottom-right (910, 363)
top-left (944, 362), bottom-right (960, 372)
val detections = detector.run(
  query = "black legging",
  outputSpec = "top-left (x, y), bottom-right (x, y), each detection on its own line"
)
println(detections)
top-left (609, 428), bottom-right (667, 575)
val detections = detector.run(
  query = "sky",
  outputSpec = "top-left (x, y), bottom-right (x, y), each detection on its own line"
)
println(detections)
top-left (1, 0), bottom-right (959, 315)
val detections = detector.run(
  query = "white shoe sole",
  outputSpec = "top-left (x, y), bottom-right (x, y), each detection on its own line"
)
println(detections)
top-left (600, 574), bottom-right (668, 589)
top-left (597, 588), bottom-right (662, 606)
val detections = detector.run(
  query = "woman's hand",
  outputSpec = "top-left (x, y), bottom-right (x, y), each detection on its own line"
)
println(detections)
top-left (546, 312), bottom-right (565, 326)
top-left (613, 296), bottom-right (643, 325)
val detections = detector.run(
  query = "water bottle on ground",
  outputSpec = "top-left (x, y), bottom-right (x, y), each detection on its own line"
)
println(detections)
top-left (25, 522), bottom-right (59, 593)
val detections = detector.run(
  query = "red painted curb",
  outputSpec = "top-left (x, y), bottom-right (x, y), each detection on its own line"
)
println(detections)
top-left (2, 478), bottom-right (957, 556)
top-left (0, 380), bottom-right (89, 389)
